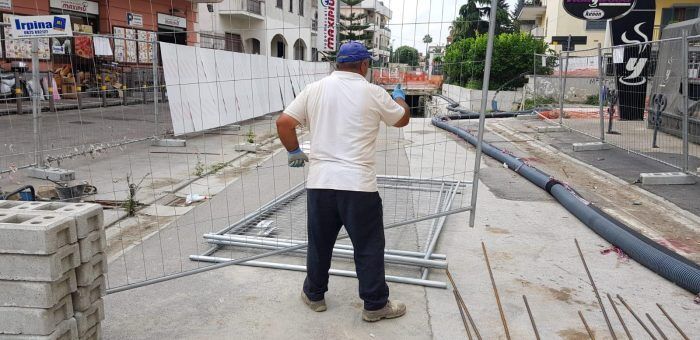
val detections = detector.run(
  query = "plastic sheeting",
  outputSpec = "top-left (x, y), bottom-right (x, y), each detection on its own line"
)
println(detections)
top-left (160, 42), bottom-right (332, 135)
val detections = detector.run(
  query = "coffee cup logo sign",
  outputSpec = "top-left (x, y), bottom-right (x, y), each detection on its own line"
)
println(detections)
top-left (563, 0), bottom-right (636, 21)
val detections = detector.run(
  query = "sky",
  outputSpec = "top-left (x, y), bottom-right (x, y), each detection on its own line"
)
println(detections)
top-left (385, 0), bottom-right (519, 51)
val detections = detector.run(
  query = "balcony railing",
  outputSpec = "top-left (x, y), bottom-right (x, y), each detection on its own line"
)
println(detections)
top-left (247, 0), bottom-right (262, 15)
top-left (530, 26), bottom-right (545, 37)
top-left (312, 19), bottom-right (318, 31)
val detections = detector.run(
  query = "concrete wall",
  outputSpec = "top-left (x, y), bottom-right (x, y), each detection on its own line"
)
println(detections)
top-left (525, 75), bottom-right (600, 104)
top-left (442, 84), bottom-right (524, 112)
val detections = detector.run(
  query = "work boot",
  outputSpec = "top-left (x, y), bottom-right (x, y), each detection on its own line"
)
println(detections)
top-left (362, 300), bottom-right (406, 322)
top-left (301, 292), bottom-right (327, 312)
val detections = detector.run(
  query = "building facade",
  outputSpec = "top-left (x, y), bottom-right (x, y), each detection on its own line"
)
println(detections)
top-left (198, 0), bottom-right (315, 60)
top-left (339, 0), bottom-right (392, 64)
top-left (655, 1), bottom-right (700, 39)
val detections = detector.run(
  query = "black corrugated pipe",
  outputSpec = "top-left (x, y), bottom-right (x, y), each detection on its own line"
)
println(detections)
top-left (434, 94), bottom-right (544, 119)
top-left (432, 115), bottom-right (700, 295)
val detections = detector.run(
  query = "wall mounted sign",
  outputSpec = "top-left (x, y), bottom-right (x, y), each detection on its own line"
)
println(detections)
top-left (563, 0), bottom-right (636, 21)
top-left (50, 0), bottom-right (99, 15)
top-left (0, 0), bottom-right (12, 10)
top-left (8, 15), bottom-right (73, 38)
top-left (157, 13), bottom-right (186, 29)
top-left (319, 0), bottom-right (337, 52)
top-left (127, 13), bottom-right (144, 27)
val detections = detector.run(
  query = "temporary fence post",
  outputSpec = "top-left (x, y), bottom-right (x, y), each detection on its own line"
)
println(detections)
top-left (152, 36), bottom-right (159, 138)
top-left (558, 53), bottom-right (565, 125)
top-left (76, 85), bottom-right (82, 110)
top-left (122, 71), bottom-right (128, 106)
top-left (31, 37), bottom-right (42, 168)
top-left (101, 84), bottom-right (107, 107)
top-left (15, 71), bottom-right (22, 114)
top-left (142, 84), bottom-right (147, 104)
top-left (597, 43), bottom-right (605, 142)
top-left (469, 0), bottom-right (500, 228)
top-left (48, 74), bottom-right (56, 112)
top-left (533, 52), bottom-right (537, 108)
top-left (681, 30), bottom-right (690, 172)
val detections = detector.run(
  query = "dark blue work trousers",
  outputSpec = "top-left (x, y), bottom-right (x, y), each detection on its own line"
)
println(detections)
top-left (303, 189), bottom-right (390, 311)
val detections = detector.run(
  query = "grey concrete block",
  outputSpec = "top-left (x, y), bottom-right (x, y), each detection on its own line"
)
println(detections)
top-left (0, 212), bottom-right (77, 255)
top-left (234, 143), bottom-right (261, 152)
top-left (77, 231), bottom-right (106, 264)
top-left (0, 318), bottom-right (77, 340)
top-left (536, 125), bottom-right (568, 133)
top-left (151, 138), bottom-right (186, 147)
top-left (78, 322), bottom-right (100, 340)
top-left (74, 300), bottom-right (104, 337)
top-left (0, 271), bottom-right (76, 308)
top-left (75, 254), bottom-right (106, 287)
top-left (26, 167), bottom-right (75, 182)
top-left (572, 142), bottom-right (612, 152)
top-left (0, 295), bottom-right (73, 336)
top-left (0, 202), bottom-right (103, 239)
top-left (0, 244), bottom-right (80, 282)
top-left (71, 276), bottom-right (105, 312)
top-left (640, 172), bottom-right (697, 185)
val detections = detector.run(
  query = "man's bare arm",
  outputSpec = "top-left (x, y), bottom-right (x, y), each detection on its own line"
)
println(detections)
top-left (393, 98), bottom-right (411, 128)
top-left (276, 113), bottom-right (301, 151)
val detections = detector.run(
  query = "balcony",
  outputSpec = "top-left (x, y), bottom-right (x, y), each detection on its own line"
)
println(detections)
top-left (219, 0), bottom-right (265, 20)
top-left (516, 0), bottom-right (546, 21)
top-left (312, 19), bottom-right (318, 32)
top-left (530, 26), bottom-right (545, 37)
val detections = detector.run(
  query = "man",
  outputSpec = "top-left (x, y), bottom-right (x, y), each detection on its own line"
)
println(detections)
top-left (276, 41), bottom-right (411, 322)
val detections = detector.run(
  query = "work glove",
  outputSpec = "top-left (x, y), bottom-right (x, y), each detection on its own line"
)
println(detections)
top-left (288, 148), bottom-right (309, 168)
top-left (392, 84), bottom-right (406, 101)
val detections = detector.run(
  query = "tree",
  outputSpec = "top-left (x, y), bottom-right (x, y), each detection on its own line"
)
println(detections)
top-left (394, 46), bottom-right (419, 67)
top-left (443, 32), bottom-right (553, 90)
top-left (451, 0), bottom-right (515, 42)
top-left (339, 0), bottom-right (374, 48)
top-left (423, 34), bottom-right (433, 59)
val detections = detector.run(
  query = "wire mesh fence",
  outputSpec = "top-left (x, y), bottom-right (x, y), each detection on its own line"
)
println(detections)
top-left (532, 34), bottom-right (700, 176)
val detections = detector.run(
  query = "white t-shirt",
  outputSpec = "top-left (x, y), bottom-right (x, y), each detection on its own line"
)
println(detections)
top-left (284, 71), bottom-right (406, 192)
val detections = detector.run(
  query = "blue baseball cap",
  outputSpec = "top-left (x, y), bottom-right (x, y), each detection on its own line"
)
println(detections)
top-left (337, 41), bottom-right (377, 63)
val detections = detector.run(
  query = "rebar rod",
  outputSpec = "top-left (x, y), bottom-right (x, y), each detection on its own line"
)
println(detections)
top-left (656, 304), bottom-right (689, 340)
top-left (607, 293), bottom-right (633, 340)
top-left (446, 269), bottom-right (483, 340)
top-left (523, 295), bottom-right (541, 340)
top-left (202, 239), bottom-right (448, 268)
top-left (645, 314), bottom-right (668, 340)
top-left (190, 256), bottom-right (447, 288)
top-left (575, 239), bottom-right (617, 340)
top-left (481, 242), bottom-right (511, 340)
top-left (454, 290), bottom-right (473, 340)
top-left (579, 311), bottom-right (596, 340)
top-left (617, 295), bottom-right (657, 340)
top-left (205, 234), bottom-right (448, 259)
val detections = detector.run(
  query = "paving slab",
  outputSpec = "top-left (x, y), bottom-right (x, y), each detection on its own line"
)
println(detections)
top-left (0, 243), bottom-right (80, 282)
top-left (0, 295), bottom-right (73, 336)
top-left (0, 318), bottom-right (77, 340)
top-left (0, 271), bottom-right (76, 308)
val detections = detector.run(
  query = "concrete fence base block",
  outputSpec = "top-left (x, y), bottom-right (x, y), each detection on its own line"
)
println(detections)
top-left (25, 167), bottom-right (75, 182)
top-left (75, 254), bottom-right (107, 287)
top-left (0, 243), bottom-right (80, 282)
top-left (77, 231), bottom-right (106, 263)
top-left (516, 114), bottom-right (539, 120)
top-left (0, 318), bottom-right (77, 340)
top-left (640, 172), bottom-right (697, 185)
top-left (74, 299), bottom-right (104, 337)
top-left (0, 271), bottom-right (76, 309)
top-left (0, 202), bottom-right (104, 239)
top-left (80, 322), bottom-right (101, 340)
top-left (572, 142), bottom-right (612, 152)
top-left (71, 276), bottom-right (105, 312)
top-left (151, 139), bottom-right (186, 147)
top-left (0, 212), bottom-right (77, 255)
top-left (0, 295), bottom-right (73, 336)
top-left (536, 125), bottom-right (568, 133)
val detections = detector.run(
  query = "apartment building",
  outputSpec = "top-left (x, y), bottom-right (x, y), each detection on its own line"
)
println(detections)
top-left (339, 0), bottom-right (392, 64)
top-left (198, 0), bottom-right (316, 60)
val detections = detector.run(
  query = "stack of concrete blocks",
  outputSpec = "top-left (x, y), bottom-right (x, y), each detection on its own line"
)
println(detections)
top-left (0, 201), bottom-right (106, 340)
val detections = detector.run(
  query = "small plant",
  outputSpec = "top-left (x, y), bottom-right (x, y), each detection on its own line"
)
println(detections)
top-left (246, 127), bottom-right (256, 144)
top-left (209, 162), bottom-right (228, 174)
top-left (584, 94), bottom-right (599, 106)
top-left (194, 158), bottom-right (207, 177)
top-left (122, 173), bottom-right (150, 217)
top-left (523, 96), bottom-right (556, 109)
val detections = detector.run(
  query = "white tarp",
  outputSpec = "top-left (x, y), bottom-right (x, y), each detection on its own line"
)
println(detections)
top-left (160, 42), bottom-right (331, 135)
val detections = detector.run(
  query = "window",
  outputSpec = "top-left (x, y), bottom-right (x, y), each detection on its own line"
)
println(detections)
top-left (586, 21), bottom-right (606, 30)
top-left (290, 0), bottom-right (294, 13)
top-left (662, 6), bottom-right (699, 26)
top-left (277, 0), bottom-right (283, 9)
top-left (201, 33), bottom-right (226, 50)
top-left (299, 0), bottom-right (304, 16)
top-left (225, 33), bottom-right (243, 52)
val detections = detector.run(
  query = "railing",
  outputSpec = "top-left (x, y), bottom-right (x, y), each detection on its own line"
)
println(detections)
top-left (312, 19), bottom-right (318, 31)
top-left (530, 26), bottom-right (545, 37)
top-left (247, 0), bottom-right (262, 15)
